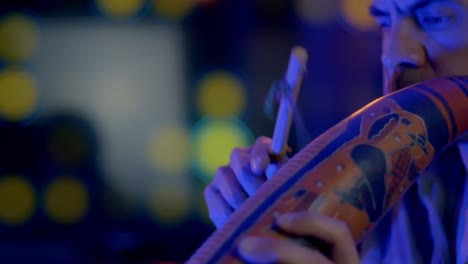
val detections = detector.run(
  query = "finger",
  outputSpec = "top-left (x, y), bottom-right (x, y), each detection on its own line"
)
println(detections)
top-left (229, 148), bottom-right (265, 196)
top-left (250, 137), bottom-right (272, 176)
top-left (265, 163), bottom-right (280, 179)
top-left (276, 212), bottom-right (360, 264)
top-left (204, 184), bottom-right (233, 229)
top-left (237, 236), bottom-right (333, 264)
top-left (213, 166), bottom-right (248, 210)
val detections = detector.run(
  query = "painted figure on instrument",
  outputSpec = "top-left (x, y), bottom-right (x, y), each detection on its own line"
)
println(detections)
top-left (204, 0), bottom-right (468, 263)
top-left (333, 99), bottom-right (435, 223)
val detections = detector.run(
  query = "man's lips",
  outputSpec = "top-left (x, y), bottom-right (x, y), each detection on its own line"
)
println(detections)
top-left (387, 75), bottom-right (425, 93)
top-left (387, 75), bottom-right (402, 93)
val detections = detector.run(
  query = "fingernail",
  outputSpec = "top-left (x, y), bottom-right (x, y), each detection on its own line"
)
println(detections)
top-left (251, 161), bottom-right (259, 174)
top-left (251, 158), bottom-right (265, 175)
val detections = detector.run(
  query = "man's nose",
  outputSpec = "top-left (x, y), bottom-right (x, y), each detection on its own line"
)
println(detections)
top-left (381, 21), bottom-right (426, 73)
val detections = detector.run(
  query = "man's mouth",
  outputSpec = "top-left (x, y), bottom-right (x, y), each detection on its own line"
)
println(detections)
top-left (395, 78), bottom-right (410, 91)
top-left (388, 74), bottom-right (427, 93)
top-left (388, 76), bottom-right (407, 93)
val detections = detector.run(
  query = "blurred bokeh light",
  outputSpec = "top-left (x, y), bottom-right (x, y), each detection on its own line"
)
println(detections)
top-left (95, 0), bottom-right (146, 19)
top-left (149, 178), bottom-right (191, 225)
top-left (339, 0), bottom-right (376, 31)
top-left (148, 125), bottom-right (190, 174)
top-left (43, 176), bottom-right (89, 225)
top-left (0, 175), bottom-right (36, 226)
top-left (0, 0), bottom-right (381, 262)
top-left (0, 69), bottom-right (39, 123)
top-left (151, 0), bottom-right (197, 21)
top-left (195, 70), bottom-right (247, 118)
top-left (0, 14), bottom-right (39, 63)
top-left (191, 118), bottom-right (253, 183)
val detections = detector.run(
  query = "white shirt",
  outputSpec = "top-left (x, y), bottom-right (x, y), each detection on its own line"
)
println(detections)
top-left (362, 140), bottom-right (468, 264)
top-left (456, 142), bottom-right (468, 264)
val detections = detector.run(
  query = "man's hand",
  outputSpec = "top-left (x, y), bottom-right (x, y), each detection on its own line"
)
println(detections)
top-left (237, 211), bottom-right (360, 264)
top-left (204, 136), bottom-right (287, 228)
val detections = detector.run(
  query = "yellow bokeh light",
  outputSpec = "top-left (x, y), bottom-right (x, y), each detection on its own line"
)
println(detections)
top-left (149, 125), bottom-right (190, 173)
top-left (192, 118), bottom-right (252, 182)
top-left (340, 0), bottom-right (376, 31)
top-left (196, 71), bottom-right (247, 118)
top-left (44, 177), bottom-right (89, 224)
top-left (96, 0), bottom-right (146, 18)
top-left (293, 0), bottom-right (337, 25)
top-left (0, 69), bottom-right (39, 122)
top-left (0, 175), bottom-right (36, 226)
top-left (0, 14), bottom-right (39, 62)
top-left (150, 179), bottom-right (191, 224)
top-left (152, 0), bottom-right (197, 20)
top-left (49, 126), bottom-right (89, 167)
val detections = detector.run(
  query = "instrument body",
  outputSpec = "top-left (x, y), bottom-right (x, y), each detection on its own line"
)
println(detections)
top-left (189, 76), bottom-right (468, 264)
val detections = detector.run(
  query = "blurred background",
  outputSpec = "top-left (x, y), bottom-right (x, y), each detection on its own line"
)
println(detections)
top-left (0, 0), bottom-right (382, 263)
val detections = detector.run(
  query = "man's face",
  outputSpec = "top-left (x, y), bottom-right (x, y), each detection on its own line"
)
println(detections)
top-left (369, 0), bottom-right (468, 94)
